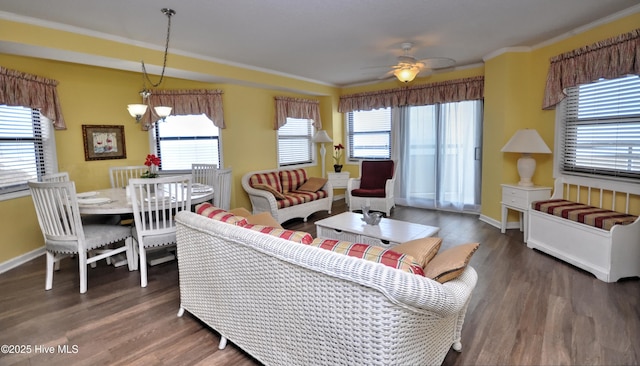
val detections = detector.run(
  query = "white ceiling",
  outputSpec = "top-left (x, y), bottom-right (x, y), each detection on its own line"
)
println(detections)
top-left (1, 0), bottom-right (639, 87)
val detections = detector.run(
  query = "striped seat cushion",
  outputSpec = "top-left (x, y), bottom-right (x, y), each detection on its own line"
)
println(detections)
top-left (532, 199), bottom-right (638, 231)
top-left (308, 238), bottom-right (425, 276)
top-left (279, 169), bottom-right (308, 193)
top-left (276, 191), bottom-right (328, 209)
top-left (195, 203), bottom-right (248, 226)
top-left (243, 224), bottom-right (313, 244)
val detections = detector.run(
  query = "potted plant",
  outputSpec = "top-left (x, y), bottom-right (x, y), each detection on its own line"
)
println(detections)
top-left (333, 144), bottom-right (344, 172)
top-left (141, 154), bottom-right (161, 178)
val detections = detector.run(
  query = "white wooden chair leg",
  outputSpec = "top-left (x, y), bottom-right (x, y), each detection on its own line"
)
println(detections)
top-left (45, 252), bottom-right (55, 290)
top-left (54, 259), bottom-right (61, 271)
top-left (218, 336), bottom-right (228, 350)
top-left (139, 247), bottom-right (148, 287)
top-left (177, 307), bottom-right (185, 317)
top-left (126, 238), bottom-right (137, 271)
top-left (89, 252), bottom-right (97, 268)
top-left (79, 252), bottom-right (88, 294)
top-left (453, 341), bottom-right (462, 352)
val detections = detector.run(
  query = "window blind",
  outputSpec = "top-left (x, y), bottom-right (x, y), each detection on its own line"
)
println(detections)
top-left (278, 118), bottom-right (313, 166)
top-left (347, 108), bottom-right (392, 160)
top-left (154, 114), bottom-right (220, 171)
top-left (562, 75), bottom-right (640, 180)
top-left (0, 105), bottom-right (57, 195)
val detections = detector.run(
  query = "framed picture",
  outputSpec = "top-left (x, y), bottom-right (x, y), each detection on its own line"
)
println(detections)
top-left (82, 125), bottom-right (127, 161)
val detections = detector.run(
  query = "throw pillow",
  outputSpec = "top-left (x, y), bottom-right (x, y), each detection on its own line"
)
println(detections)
top-left (309, 238), bottom-right (424, 276)
top-left (423, 243), bottom-right (479, 283)
top-left (253, 184), bottom-right (286, 200)
top-left (229, 207), bottom-right (252, 217)
top-left (392, 237), bottom-right (443, 268)
top-left (195, 203), bottom-right (248, 226)
top-left (243, 224), bottom-right (313, 244)
top-left (297, 177), bottom-right (328, 192)
top-left (245, 212), bottom-right (282, 229)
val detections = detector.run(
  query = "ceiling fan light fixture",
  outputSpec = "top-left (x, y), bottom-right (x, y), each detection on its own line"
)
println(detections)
top-left (394, 66), bottom-right (419, 83)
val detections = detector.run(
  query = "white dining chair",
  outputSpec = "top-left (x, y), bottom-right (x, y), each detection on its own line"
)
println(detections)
top-left (191, 163), bottom-right (217, 187)
top-left (129, 174), bottom-right (192, 287)
top-left (28, 180), bottom-right (135, 293)
top-left (109, 166), bottom-right (148, 188)
top-left (41, 172), bottom-right (70, 182)
top-left (214, 168), bottom-right (232, 211)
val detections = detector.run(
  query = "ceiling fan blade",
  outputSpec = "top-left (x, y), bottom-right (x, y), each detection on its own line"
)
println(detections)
top-left (378, 69), bottom-right (396, 80)
top-left (418, 57), bottom-right (456, 69)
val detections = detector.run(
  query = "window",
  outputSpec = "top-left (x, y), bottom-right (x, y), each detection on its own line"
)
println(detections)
top-left (560, 75), bottom-right (640, 180)
top-left (346, 108), bottom-right (391, 160)
top-left (0, 105), bottom-right (57, 198)
top-left (277, 117), bottom-right (314, 166)
top-left (153, 114), bottom-right (221, 171)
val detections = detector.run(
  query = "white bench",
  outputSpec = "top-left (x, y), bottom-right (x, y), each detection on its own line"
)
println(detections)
top-left (527, 175), bottom-right (640, 282)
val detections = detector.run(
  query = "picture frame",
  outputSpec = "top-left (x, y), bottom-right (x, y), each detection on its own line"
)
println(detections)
top-left (82, 125), bottom-right (127, 161)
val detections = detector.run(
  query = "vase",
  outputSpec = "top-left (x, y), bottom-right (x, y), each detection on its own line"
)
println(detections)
top-left (333, 164), bottom-right (343, 173)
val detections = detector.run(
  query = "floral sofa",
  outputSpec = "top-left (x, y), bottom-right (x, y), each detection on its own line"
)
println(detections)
top-left (241, 167), bottom-right (333, 224)
top-left (175, 204), bottom-right (478, 366)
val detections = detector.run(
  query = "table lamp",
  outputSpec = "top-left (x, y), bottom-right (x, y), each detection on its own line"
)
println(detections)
top-left (312, 130), bottom-right (333, 178)
top-left (501, 129), bottom-right (551, 187)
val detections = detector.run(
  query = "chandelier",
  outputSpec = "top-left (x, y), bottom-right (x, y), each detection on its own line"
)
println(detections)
top-left (127, 8), bottom-right (176, 126)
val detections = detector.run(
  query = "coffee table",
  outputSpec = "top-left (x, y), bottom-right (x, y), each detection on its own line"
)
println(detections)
top-left (315, 212), bottom-right (439, 249)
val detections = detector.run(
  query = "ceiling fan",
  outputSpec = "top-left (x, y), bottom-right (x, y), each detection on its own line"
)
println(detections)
top-left (379, 42), bottom-right (456, 83)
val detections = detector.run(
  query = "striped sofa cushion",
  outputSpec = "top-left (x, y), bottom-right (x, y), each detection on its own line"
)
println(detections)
top-left (249, 172), bottom-right (283, 194)
top-left (243, 224), bottom-right (313, 244)
top-left (195, 203), bottom-right (248, 226)
top-left (532, 199), bottom-right (638, 231)
top-left (279, 169), bottom-right (308, 193)
top-left (276, 190), bottom-right (329, 209)
top-left (308, 238), bottom-right (425, 276)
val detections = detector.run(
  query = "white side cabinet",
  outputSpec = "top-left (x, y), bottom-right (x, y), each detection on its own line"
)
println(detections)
top-left (501, 184), bottom-right (551, 243)
top-left (327, 172), bottom-right (350, 189)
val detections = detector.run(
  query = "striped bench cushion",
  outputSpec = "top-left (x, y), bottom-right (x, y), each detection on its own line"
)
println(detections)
top-left (532, 199), bottom-right (638, 231)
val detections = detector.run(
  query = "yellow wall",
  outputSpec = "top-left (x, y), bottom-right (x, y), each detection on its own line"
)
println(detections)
top-left (482, 12), bottom-right (640, 222)
top-left (1, 11), bottom-right (639, 265)
top-left (0, 53), bottom-right (340, 264)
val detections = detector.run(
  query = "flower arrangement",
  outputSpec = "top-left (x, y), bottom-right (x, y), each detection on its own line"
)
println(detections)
top-left (333, 144), bottom-right (345, 165)
top-left (141, 154), bottom-right (161, 178)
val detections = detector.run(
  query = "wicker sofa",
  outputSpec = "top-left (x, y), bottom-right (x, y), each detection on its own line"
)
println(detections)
top-left (241, 168), bottom-right (333, 224)
top-left (175, 210), bottom-right (478, 366)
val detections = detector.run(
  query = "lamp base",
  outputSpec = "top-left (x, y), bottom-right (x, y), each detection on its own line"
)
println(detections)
top-left (517, 153), bottom-right (536, 187)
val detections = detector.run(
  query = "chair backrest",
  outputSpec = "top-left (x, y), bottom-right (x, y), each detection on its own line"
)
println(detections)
top-left (359, 160), bottom-right (395, 190)
top-left (191, 163), bottom-right (217, 187)
top-left (41, 172), bottom-right (70, 182)
top-left (110, 166), bottom-right (148, 188)
top-left (214, 168), bottom-right (232, 211)
top-left (129, 175), bottom-right (192, 237)
top-left (28, 180), bottom-right (84, 246)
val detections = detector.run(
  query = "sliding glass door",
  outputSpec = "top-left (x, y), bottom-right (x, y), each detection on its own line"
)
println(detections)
top-left (395, 100), bottom-right (483, 212)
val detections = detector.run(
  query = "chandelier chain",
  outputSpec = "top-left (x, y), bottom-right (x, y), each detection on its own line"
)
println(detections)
top-left (141, 8), bottom-right (174, 89)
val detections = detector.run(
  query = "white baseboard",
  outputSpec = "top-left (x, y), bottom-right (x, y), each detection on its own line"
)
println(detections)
top-left (479, 214), bottom-right (522, 231)
top-left (333, 194), bottom-right (345, 201)
top-left (0, 246), bottom-right (45, 274)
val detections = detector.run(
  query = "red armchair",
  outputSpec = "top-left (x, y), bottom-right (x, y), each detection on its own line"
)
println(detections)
top-left (347, 160), bottom-right (396, 216)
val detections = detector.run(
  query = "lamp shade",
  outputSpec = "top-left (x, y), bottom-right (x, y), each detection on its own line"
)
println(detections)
top-left (394, 66), bottom-right (420, 83)
top-left (501, 129), bottom-right (551, 154)
top-left (127, 104), bottom-right (148, 118)
top-left (312, 130), bottom-right (333, 143)
top-left (154, 106), bottom-right (172, 118)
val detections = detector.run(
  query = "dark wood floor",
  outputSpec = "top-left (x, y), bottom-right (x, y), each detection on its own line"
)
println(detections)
top-left (1, 201), bottom-right (639, 365)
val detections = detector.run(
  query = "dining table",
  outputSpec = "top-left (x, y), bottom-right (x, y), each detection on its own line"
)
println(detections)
top-left (76, 184), bottom-right (214, 215)
top-left (76, 184), bottom-right (214, 267)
